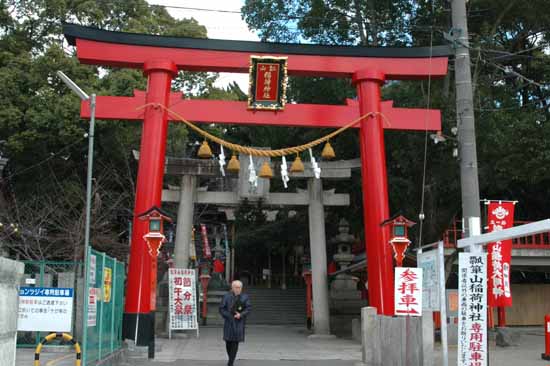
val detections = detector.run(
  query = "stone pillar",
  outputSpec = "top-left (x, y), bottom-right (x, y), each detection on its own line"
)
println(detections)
top-left (0, 256), bottom-right (24, 366)
top-left (307, 178), bottom-right (331, 336)
top-left (174, 175), bottom-right (196, 269)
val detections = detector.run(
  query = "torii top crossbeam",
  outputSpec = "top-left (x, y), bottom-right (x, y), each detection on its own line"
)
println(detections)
top-left (64, 23), bottom-right (449, 78)
top-left (64, 23), bottom-right (451, 344)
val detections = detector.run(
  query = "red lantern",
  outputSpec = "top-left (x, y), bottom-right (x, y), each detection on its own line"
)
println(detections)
top-left (381, 215), bottom-right (416, 267)
top-left (137, 206), bottom-right (172, 310)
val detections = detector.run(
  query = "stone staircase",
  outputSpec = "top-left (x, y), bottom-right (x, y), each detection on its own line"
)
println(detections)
top-left (204, 287), bottom-right (307, 326)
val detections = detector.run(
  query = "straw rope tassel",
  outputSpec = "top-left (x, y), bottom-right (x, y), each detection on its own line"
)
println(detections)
top-left (136, 103), bottom-right (391, 158)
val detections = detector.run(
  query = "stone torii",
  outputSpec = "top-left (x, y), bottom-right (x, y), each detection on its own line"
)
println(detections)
top-left (159, 155), bottom-right (357, 336)
top-left (64, 23), bottom-right (450, 344)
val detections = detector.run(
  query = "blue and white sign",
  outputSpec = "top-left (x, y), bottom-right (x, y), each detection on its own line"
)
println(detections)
top-left (18, 287), bottom-right (74, 332)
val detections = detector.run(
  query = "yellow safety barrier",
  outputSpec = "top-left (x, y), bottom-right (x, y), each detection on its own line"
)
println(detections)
top-left (34, 332), bottom-right (81, 366)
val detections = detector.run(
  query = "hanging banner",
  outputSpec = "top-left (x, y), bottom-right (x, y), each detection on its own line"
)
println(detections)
top-left (168, 268), bottom-right (198, 330)
top-left (200, 224), bottom-right (212, 259)
top-left (247, 56), bottom-right (288, 110)
top-left (394, 267), bottom-right (423, 316)
top-left (487, 201), bottom-right (515, 307)
top-left (190, 227), bottom-right (197, 261)
top-left (458, 253), bottom-right (487, 366)
top-left (417, 250), bottom-right (440, 311)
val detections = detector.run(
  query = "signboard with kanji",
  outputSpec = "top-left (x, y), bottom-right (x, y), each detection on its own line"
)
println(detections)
top-left (458, 253), bottom-right (487, 366)
top-left (247, 56), bottom-right (288, 110)
top-left (417, 250), bottom-right (440, 311)
top-left (103, 267), bottom-right (112, 303)
top-left (87, 287), bottom-right (97, 326)
top-left (89, 254), bottom-right (96, 285)
top-left (168, 268), bottom-right (198, 331)
top-left (394, 267), bottom-right (423, 316)
top-left (18, 287), bottom-right (74, 332)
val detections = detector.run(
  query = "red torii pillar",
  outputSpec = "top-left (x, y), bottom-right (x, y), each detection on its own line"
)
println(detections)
top-left (354, 69), bottom-right (393, 312)
top-left (64, 23), bottom-right (449, 344)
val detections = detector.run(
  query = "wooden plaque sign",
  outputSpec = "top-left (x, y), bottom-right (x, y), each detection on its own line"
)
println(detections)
top-left (248, 56), bottom-right (288, 110)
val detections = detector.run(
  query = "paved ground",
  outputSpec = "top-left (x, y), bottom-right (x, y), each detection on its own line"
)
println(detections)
top-left (133, 325), bottom-right (361, 364)
top-left (15, 325), bottom-right (549, 366)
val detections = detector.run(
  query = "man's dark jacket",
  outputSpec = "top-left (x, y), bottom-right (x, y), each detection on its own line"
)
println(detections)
top-left (219, 292), bottom-right (251, 342)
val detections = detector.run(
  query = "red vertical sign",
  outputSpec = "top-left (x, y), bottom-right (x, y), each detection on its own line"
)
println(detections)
top-left (200, 224), bottom-right (212, 259)
top-left (487, 201), bottom-right (515, 307)
top-left (255, 63), bottom-right (280, 102)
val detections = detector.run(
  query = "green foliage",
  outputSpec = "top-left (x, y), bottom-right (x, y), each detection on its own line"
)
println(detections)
top-left (240, 0), bottom-right (550, 245)
top-left (0, 0), bottom-right (233, 259)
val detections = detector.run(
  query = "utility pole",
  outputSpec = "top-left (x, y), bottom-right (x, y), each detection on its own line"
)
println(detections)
top-left (451, 0), bottom-right (481, 238)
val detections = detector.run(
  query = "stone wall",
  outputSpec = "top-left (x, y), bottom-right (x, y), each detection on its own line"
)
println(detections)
top-left (0, 256), bottom-right (24, 366)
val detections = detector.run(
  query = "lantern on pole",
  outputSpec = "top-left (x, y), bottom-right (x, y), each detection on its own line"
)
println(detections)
top-left (138, 206), bottom-right (173, 311)
top-left (381, 215), bottom-right (416, 267)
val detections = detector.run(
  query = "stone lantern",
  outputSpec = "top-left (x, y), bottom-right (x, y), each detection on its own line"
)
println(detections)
top-left (329, 219), bottom-right (360, 300)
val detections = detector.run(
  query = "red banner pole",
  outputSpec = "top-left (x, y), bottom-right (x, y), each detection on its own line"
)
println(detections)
top-left (497, 307), bottom-right (506, 327)
top-left (353, 69), bottom-right (394, 316)
top-left (123, 59), bottom-right (177, 344)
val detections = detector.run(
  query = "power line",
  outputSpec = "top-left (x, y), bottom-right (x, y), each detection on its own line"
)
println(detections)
top-left (3, 137), bottom-right (86, 181)
top-left (148, 3), bottom-right (242, 14)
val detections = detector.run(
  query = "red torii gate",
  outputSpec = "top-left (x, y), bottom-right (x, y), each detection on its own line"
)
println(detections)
top-left (64, 24), bottom-right (450, 344)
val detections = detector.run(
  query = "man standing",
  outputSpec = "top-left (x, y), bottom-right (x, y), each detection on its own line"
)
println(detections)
top-left (219, 280), bottom-right (251, 366)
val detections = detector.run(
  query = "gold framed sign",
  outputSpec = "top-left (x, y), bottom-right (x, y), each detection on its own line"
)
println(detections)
top-left (247, 55), bottom-right (288, 110)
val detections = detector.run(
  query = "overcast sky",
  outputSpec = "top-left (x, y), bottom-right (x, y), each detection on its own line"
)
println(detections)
top-left (146, 0), bottom-right (260, 91)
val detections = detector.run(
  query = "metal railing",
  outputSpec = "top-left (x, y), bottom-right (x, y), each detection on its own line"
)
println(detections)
top-left (82, 248), bottom-right (125, 365)
top-left (443, 220), bottom-right (550, 249)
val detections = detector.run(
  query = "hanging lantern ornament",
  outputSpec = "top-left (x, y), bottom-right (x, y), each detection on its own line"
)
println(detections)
top-left (321, 141), bottom-right (336, 160)
top-left (197, 140), bottom-right (213, 159)
top-left (227, 153), bottom-right (240, 173)
top-left (259, 161), bottom-right (273, 179)
top-left (290, 154), bottom-right (305, 173)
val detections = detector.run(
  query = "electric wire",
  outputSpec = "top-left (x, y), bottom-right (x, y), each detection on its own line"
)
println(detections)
top-left (417, 28), bottom-right (434, 249)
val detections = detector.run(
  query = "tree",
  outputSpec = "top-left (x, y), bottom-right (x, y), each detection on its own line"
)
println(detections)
top-left (0, 0), bottom-right (233, 260)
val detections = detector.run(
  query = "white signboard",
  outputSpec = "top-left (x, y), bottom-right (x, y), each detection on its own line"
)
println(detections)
top-left (87, 287), bottom-right (97, 327)
top-left (458, 253), bottom-right (487, 366)
top-left (89, 254), bottom-right (96, 286)
top-left (168, 268), bottom-right (198, 331)
top-left (18, 287), bottom-right (73, 332)
top-left (418, 250), bottom-right (440, 311)
top-left (394, 267), bottom-right (423, 316)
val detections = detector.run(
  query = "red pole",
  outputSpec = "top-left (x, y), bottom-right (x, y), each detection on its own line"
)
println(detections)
top-left (488, 305), bottom-right (494, 329)
top-left (497, 306), bottom-right (507, 327)
top-left (303, 270), bottom-right (312, 327)
top-left (123, 59), bottom-right (177, 344)
top-left (542, 314), bottom-right (550, 360)
top-left (353, 69), bottom-right (394, 316)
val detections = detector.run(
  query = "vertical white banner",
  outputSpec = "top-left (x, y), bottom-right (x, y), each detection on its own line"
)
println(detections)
top-left (394, 267), bottom-right (423, 316)
top-left (458, 253), bottom-right (487, 366)
top-left (168, 268), bottom-right (198, 331)
top-left (418, 250), bottom-right (440, 311)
